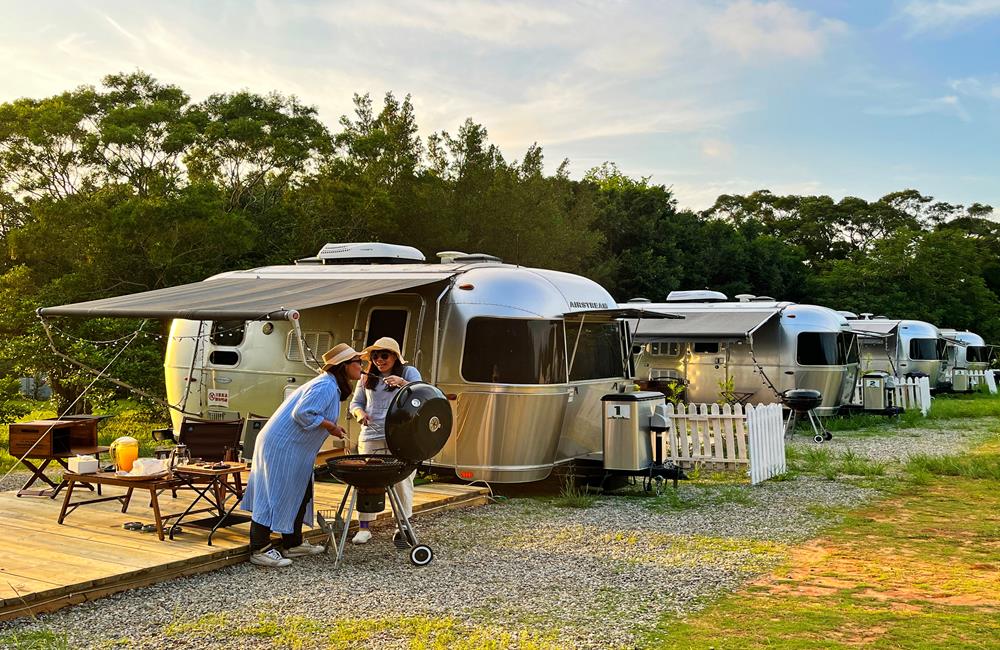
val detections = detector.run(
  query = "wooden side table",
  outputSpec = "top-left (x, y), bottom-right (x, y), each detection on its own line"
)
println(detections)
top-left (169, 463), bottom-right (251, 545)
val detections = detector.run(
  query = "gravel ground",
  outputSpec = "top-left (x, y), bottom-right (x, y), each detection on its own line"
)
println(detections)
top-left (786, 417), bottom-right (997, 462)
top-left (0, 469), bottom-right (32, 493)
top-left (1, 422), bottom-right (989, 649)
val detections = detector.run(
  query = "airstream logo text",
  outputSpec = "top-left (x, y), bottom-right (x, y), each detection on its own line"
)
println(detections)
top-left (569, 301), bottom-right (609, 309)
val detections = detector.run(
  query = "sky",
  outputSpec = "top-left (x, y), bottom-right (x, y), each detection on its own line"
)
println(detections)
top-left (1, 0), bottom-right (998, 211)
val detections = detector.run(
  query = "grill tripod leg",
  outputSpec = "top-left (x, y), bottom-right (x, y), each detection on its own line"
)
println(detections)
top-left (387, 485), bottom-right (417, 547)
top-left (808, 411), bottom-right (832, 442)
top-left (333, 486), bottom-right (356, 568)
top-left (784, 412), bottom-right (798, 440)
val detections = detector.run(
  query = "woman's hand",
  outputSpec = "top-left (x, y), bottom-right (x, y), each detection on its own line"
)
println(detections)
top-left (354, 409), bottom-right (371, 426)
top-left (321, 420), bottom-right (345, 438)
top-left (383, 375), bottom-right (409, 389)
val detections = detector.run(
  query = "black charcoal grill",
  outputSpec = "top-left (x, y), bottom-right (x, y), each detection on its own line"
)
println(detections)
top-left (781, 389), bottom-right (832, 443)
top-left (322, 381), bottom-right (452, 566)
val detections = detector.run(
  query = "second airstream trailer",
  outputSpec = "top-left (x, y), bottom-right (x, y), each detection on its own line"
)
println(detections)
top-left (625, 292), bottom-right (860, 416)
top-left (41, 243), bottom-right (652, 484)
top-left (846, 317), bottom-right (947, 389)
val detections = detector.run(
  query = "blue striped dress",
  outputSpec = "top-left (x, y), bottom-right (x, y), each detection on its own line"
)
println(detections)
top-left (240, 372), bottom-right (341, 533)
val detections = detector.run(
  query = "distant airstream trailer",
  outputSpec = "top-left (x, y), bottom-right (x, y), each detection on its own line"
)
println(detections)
top-left (939, 328), bottom-right (993, 391)
top-left (42, 243), bottom-right (652, 484)
top-left (846, 317), bottom-right (947, 388)
top-left (624, 292), bottom-right (860, 416)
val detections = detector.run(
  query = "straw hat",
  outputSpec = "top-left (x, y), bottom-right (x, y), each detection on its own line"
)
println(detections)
top-left (321, 343), bottom-right (362, 371)
top-left (361, 336), bottom-right (406, 364)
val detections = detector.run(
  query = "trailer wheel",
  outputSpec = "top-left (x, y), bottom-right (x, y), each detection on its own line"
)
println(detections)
top-left (410, 545), bottom-right (433, 566)
top-left (814, 434), bottom-right (824, 444)
top-left (823, 432), bottom-right (833, 441)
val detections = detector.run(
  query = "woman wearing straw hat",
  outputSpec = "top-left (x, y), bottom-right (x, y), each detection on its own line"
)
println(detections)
top-left (241, 343), bottom-right (363, 567)
top-left (349, 336), bottom-right (421, 544)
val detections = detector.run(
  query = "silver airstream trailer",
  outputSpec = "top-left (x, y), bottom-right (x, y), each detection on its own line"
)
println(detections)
top-left (625, 292), bottom-right (860, 416)
top-left (846, 316), bottom-right (946, 388)
top-left (939, 329), bottom-right (993, 390)
top-left (41, 243), bottom-right (647, 484)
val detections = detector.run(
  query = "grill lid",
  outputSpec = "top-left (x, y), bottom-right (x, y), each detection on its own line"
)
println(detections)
top-left (781, 389), bottom-right (823, 412)
top-left (384, 382), bottom-right (453, 463)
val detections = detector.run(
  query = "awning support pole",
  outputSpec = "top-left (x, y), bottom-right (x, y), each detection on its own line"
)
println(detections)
top-left (747, 333), bottom-right (781, 399)
top-left (289, 311), bottom-right (320, 373)
top-left (177, 320), bottom-right (205, 414)
top-left (432, 281), bottom-right (455, 385)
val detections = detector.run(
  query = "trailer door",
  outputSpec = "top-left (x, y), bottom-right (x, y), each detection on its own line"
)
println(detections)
top-left (356, 293), bottom-right (427, 368)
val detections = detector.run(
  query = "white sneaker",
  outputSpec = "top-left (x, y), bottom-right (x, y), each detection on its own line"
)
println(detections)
top-left (284, 539), bottom-right (326, 557)
top-left (352, 529), bottom-right (372, 544)
top-left (250, 547), bottom-right (292, 567)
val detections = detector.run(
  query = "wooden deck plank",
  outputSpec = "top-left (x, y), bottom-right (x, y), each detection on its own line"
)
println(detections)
top-left (0, 480), bottom-right (488, 622)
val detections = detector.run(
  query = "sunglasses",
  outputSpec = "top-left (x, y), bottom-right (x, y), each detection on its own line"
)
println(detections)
top-left (371, 351), bottom-right (395, 361)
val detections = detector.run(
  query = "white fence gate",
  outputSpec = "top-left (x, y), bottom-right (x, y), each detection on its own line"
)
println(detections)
top-left (657, 402), bottom-right (786, 485)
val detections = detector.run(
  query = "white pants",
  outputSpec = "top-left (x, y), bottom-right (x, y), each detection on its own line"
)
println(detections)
top-left (357, 438), bottom-right (414, 523)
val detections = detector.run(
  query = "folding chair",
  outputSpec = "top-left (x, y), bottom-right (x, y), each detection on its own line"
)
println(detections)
top-left (159, 418), bottom-right (245, 501)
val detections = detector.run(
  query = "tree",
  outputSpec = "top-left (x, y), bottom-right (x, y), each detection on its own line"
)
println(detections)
top-left (92, 71), bottom-right (199, 195)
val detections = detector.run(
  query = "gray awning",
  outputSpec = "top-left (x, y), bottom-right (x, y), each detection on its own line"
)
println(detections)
top-left (38, 275), bottom-right (454, 321)
top-left (631, 310), bottom-right (778, 341)
top-left (847, 320), bottom-right (898, 335)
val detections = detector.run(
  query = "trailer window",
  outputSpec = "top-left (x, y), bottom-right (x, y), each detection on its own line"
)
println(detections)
top-left (967, 346), bottom-right (990, 363)
top-left (210, 321), bottom-right (245, 347)
top-left (209, 350), bottom-right (239, 366)
top-left (692, 342), bottom-right (719, 354)
top-left (909, 338), bottom-right (939, 360)
top-left (566, 321), bottom-right (624, 380)
top-left (462, 318), bottom-right (566, 384)
top-left (797, 332), bottom-right (840, 365)
top-left (650, 342), bottom-right (681, 356)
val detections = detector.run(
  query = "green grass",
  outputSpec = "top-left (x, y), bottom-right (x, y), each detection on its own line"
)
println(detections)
top-left (0, 630), bottom-right (70, 650)
top-left (0, 400), bottom-right (168, 475)
top-left (906, 451), bottom-right (1000, 480)
top-left (785, 446), bottom-right (892, 480)
top-left (927, 390), bottom-right (1000, 419)
top-left (166, 612), bottom-right (566, 649)
top-left (550, 477), bottom-right (598, 508)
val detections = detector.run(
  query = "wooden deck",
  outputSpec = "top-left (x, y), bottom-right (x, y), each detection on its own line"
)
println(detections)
top-left (0, 478), bottom-right (489, 622)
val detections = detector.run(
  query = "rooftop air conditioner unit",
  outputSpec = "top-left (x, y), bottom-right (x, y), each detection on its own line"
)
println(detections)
top-left (296, 242), bottom-right (425, 265)
top-left (665, 290), bottom-right (728, 303)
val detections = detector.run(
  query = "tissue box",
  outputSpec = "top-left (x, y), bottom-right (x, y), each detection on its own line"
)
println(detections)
top-left (128, 458), bottom-right (167, 476)
top-left (68, 455), bottom-right (99, 474)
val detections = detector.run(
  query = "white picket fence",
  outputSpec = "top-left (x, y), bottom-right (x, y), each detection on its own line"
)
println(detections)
top-left (853, 376), bottom-right (932, 416)
top-left (969, 370), bottom-right (998, 394)
top-left (655, 402), bottom-right (786, 485)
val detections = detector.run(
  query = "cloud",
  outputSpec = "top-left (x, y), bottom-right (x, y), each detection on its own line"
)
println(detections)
top-left (706, 0), bottom-right (847, 60)
top-left (700, 139), bottom-right (734, 161)
top-left (896, 0), bottom-right (1000, 33)
top-left (317, 0), bottom-right (572, 47)
top-left (950, 76), bottom-right (1000, 100)
top-left (865, 95), bottom-right (971, 121)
